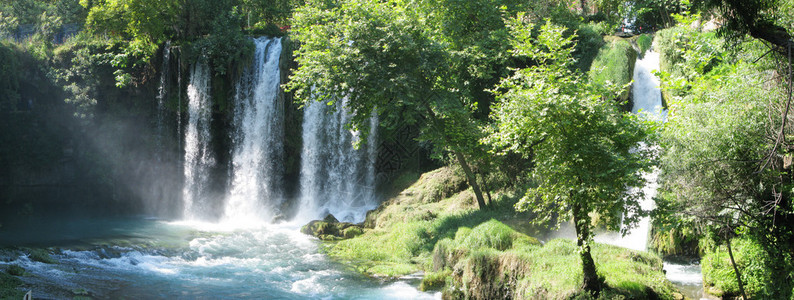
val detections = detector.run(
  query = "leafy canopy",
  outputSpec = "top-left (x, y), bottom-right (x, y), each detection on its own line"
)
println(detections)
top-left (488, 18), bottom-right (656, 233)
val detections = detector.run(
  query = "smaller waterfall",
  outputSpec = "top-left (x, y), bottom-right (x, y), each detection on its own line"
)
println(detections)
top-left (595, 50), bottom-right (665, 251)
top-left (631, 51), bottom-right (666, 120)
top-left (223, 37), bottom-right (284, 223)
top-left (297, 100), bottom-right (378, 223)
top-left (182, 62), bottom-right (214, 220)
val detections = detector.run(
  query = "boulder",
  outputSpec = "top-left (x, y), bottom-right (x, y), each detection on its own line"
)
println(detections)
top-left (300, 214), bottom-right (365, 241)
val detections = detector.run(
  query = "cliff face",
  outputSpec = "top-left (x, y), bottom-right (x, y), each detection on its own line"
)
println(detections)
top-left (0, 42), bottom-right (161, 218)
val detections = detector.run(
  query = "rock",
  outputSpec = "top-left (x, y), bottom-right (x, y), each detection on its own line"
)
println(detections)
top-left (323, 214), bottom-right (339, 223)
top-left (301, 214), bottom-right (365, 241)
top-left (271, 214), bottom-right (287, 223)
top-left (6, 264), bottom-right (24, 276)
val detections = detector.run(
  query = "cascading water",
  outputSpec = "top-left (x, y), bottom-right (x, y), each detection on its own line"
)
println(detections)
top-left (594, 48), bottom-right (705, 299)
top-left (182, 62), bottom-right (214, 220)
top-left (223, 37), bottom-right (285, 224)
top-left (594, 50), bottom-right (665, 251)
top-left (297, 99), bottom-right (379, 223)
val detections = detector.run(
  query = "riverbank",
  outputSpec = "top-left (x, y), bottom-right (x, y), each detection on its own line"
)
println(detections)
top-left (315, 167), bottom-right (682, 299)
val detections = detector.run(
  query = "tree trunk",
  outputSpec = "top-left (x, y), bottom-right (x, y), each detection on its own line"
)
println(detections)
top-left (726, 238), bottom-right (748, 300)
top-left (421, 103), bottom-right (488, 210)
top-left (573, 200), bottom-right (601, 296)
top-left (454, 150), bottom-right (488, 209)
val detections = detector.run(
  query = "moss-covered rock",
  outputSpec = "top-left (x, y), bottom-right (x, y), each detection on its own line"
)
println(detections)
top-left (24, 248), bottom-right (55, 264)
top-left (5, 265), bottom-right (24, 276)
top-left (300, 214), bottom-right (365, 241)
top-left (589, 38), bottom-right (637, 110)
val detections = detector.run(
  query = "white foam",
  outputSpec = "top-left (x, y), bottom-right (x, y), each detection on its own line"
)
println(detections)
top-left (380, 281), bottom-right (442, 300)
top-left (664, 262), bottom-right (703, 285)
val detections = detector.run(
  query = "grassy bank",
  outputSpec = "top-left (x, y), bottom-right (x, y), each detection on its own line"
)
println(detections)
top-left (321, 167), bottom-right (679, 299)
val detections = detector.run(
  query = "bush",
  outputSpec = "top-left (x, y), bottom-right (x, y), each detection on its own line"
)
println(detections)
top-left (701, 237), bottom-right (792, 298)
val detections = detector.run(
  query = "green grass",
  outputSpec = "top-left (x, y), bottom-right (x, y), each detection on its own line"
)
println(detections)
top-left (325, 167), bottom-right (678, 298)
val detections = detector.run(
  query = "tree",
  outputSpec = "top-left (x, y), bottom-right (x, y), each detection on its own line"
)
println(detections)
top-left (288, 0), bottom-right (527, 209)
top-left (487, 19), bottom-right (655, 294)
top-left (697, 0), bottom-right (793, 55)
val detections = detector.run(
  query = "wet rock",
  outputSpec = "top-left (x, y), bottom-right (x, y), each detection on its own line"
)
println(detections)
top-left (300, 214), bottom-right (365, 241)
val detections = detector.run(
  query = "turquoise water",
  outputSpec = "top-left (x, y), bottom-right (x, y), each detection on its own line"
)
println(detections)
top-left (0, 217), bottom-right (439, 299)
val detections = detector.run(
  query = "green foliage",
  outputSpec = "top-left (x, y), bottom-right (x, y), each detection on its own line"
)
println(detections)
top-left (654, 25), bottom-right (726, 98)
top-left (0, 42), bottom-right (20, 111)
top-left (626, 0), bottom-right (688, 32)
top-left (490, 19), bottom-right (654, 234)
top-left (289, 0), bottom-right (538, 209)
top-left (191, 10), bottom-right (254, 77)
top-left (573, 22), bottom-right (607, 72)
top-left (700, 238), bottom-right (788, 298)
top-left (4, 265), bottom-right (24, 277)
top-left (419, 270), bottom-right (450, 291)
top-left (517, 239), bottom-right (674, 299)
top-left (458, 219), bottom-right (538, 251)
top-left (657, 22), bottom-right (794, 299)
top-left (240, 0), bottom-right (303, 27)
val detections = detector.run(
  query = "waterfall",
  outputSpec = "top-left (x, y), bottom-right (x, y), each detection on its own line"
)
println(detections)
top-left (594, 50), bottom-right (665, 251)
top-left (297, 99), bottom-right (378, 223)
top-left (223, 37), bottom-right (284, 223)
top-left (182, 62), bottom-right (214, 220)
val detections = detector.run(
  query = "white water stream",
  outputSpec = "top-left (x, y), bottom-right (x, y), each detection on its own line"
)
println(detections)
top-left (296, 99), bottom-right (378, 223)
top-left (223, 37), bottom-right (285, 224)
top-left (182, 61), bottom-right (214, 220)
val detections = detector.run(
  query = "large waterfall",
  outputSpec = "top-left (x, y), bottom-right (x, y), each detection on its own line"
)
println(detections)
top-left (180, 37), bottom-right (378, 224)
top-left (297, 99), bottom-right (378, 223)
top-left (182, 62), bottom-right (214, 220)
top-left (223, 37), bottom-right (285, 223)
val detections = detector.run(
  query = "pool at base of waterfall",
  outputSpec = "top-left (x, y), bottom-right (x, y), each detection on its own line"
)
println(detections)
top-left (0, 217), bottom-right (439, 299)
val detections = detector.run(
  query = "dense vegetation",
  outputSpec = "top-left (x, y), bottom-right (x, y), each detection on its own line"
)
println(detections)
top-left (2, 0), bottom-right (794, 298)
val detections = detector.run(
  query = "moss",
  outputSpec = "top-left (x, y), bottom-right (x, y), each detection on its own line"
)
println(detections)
top-left (341, 226), bottom-right (364, 239)
top-left (0, 272), bottom-right (24, 299)
top-left (636, 33), bottom-right (653, 57)
top-left (420, 270), bottom-right (450, 291)
top-left (649, 225), bottom-right (700, 256)
top-left (589, 39), bottom-right (636, 87)
top-left (300, 214), bottom-right (365, 241)
top-left (25, 248), bottom-right (55, 264)
top-left (588, 39), bottom-right (637, 106)
top-left (4, 265), bottom-right (24, 276)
